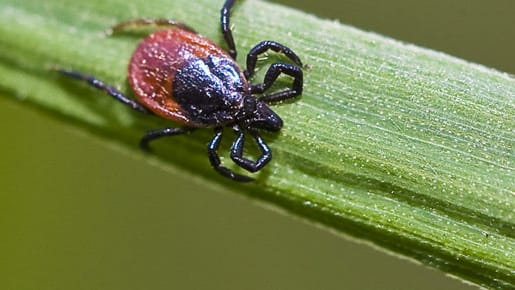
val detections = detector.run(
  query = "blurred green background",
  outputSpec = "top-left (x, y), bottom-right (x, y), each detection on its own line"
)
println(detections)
top-left (1, 0), bottom-right (513, 289)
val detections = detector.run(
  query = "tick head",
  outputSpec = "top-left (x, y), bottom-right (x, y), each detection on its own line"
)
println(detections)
top-left (239, 96), bottom-right (283, 132)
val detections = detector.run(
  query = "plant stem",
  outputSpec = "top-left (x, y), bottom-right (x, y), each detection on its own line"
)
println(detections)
top-left (0, 0), bottom-right (514, 288)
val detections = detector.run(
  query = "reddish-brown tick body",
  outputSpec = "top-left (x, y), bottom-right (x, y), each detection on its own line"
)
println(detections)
top-left (130, 29), bottom-right (248, 127)
top-left (56, 0), bottom-right (303, 181)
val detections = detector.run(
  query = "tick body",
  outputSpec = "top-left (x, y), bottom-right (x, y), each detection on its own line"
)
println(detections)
top-left (130, 29), bottom-right (252, 127)
top-left (57, 0), bottom-right (303, 181)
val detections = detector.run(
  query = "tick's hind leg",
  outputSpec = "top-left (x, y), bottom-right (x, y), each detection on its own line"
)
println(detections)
top-left (140, 127), bottom-right (195, 152)
top-left (208, 128), bottom-right (254, 182)
top-left (108, 18), bottom-right (196, 35)
top-left (55, 68), bottom-right (149, 113)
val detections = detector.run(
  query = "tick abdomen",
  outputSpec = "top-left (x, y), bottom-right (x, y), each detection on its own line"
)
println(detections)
top-left (128, 29), bottom-right (244, 126)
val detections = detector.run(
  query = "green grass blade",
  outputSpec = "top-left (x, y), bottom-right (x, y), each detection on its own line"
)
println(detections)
top-left (0, 0), bottom-right (513, 288)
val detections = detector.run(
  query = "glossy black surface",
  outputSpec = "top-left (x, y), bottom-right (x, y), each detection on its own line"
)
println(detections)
top-left (173, 55), bottom-right (246, 126)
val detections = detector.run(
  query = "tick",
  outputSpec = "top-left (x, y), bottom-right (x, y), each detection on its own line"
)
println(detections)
top-left (56, 0), bottom-right (303, 182)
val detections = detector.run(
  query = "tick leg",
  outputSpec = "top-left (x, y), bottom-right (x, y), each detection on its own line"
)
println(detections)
top-left (221, 0), bottom-right (237, 59)
top-left (108, 18), bottom-right (196, 35)
top-left (251, 63), bottom-right (303, 103)
top-left (140, 127), bottom-right (194, 151)
top-left (244, 41), bottom-right (303, 79)
top-left (55, 68), bottom-right (149, 113)
top-left (230, 130), bottom-right (272, 173)
top-left (208, 128), bottom-right (254, 182)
